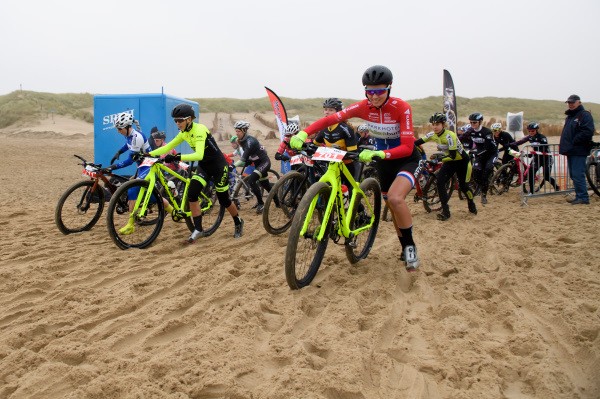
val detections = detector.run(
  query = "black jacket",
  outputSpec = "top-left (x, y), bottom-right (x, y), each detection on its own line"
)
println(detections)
top-left (559, 105), bottom-right (595, 156)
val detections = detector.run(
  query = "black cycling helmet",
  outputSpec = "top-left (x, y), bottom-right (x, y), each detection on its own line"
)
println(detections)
top-left (362, 65), bottom-right (393, 86)
top-left (322, 98), bottom-right (343, 111)
top-left (468, 112), bottom-right (484, 122)
top-left (527, 122), bottom-right (539, 130)
top-left (151, 131), bottom-right (166, 140)
top-left (171, 103), bottom-right (195, 119)
top-left (429, 112), bottom-right (447, 124)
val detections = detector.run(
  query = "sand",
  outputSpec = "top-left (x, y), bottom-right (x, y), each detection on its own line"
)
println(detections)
top-left (0, 115), bottom-right (598, 399)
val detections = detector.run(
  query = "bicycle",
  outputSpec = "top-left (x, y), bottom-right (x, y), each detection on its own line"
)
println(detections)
top-left (230, 166), bottom-right (280, 209)
top-left (55, 154), bottom-right (129, 234)
top-left (105, 155), bottom-right (225, 249)
top-left (262, 152), bottom-right (326, 235)
top-left (285, 145), bottom-right (381, 290)
top-left (585, 142), bottom-right (600, 197)
top-left (490, 149), bottom-right (544, 195)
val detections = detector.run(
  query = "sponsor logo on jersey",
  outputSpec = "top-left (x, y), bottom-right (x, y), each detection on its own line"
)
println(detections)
top-left (365, 122), bottom-right (401, 139)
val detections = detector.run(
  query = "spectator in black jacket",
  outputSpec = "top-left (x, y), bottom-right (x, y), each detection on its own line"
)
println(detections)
top-left (559, 95), bottom-right (595, 205)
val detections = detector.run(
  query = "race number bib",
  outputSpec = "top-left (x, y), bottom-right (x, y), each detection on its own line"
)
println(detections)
top-left (290, 154), bottom-right (313, 166)
top-left (82, 165), bottom-right (97, 178)
top-left (312, 147), bottom-right (346, 162)
top-left (140, 157), bottom-right (159, 167)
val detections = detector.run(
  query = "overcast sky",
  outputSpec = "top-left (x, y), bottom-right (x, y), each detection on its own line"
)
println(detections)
top-left (2, 0), bottom-right (599, 103)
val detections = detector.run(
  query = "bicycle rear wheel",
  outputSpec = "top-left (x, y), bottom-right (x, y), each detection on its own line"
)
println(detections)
top-left (585, 161), bottom-right (600, 197)
top-left (422, 174), bottom-right (453, 213)
top-left (345, 178), bottom-right (381, 264)
top-left (262, 171), bottom-right (306, 235)
top-left (285, 182), bottom-right (332, 290)
top-left (55, 180), bottom-right (105, 234)
top-left (184, 182), bottom-right (225, 235)
top-left (106, 179), bottom-right (164, 250)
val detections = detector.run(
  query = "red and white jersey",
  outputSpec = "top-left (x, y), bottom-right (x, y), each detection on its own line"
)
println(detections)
top-left (303, 97), bottom-right (414, 160)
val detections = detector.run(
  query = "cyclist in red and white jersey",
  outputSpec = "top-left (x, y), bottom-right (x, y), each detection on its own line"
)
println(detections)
top-left (291, 65), bottom-right (421, 271)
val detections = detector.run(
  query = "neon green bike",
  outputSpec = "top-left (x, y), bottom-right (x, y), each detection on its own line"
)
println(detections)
top-left (106, 156), bottom-right (224, 249)
top-left (285, 145), bottom-right (381, 289)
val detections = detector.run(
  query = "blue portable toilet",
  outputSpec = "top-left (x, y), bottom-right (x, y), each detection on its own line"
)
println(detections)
top-left (94, 92), bottom-right (199, 176)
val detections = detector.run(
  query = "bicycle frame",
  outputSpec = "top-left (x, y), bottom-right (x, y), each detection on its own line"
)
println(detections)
top-left (77, 155), bottom-right (123, 196)
top-left (300, 151), bottom-right (374, 242)
top-left (132, 159), bottom-right (213, 221)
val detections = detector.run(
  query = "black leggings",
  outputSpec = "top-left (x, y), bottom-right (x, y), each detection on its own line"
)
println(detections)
top-left (188, 161), bottom-right (232, 209)
top-left (437, 157), bottom-right (473, 205)
top-left (472, 154), bottom-right (496, 195)
top-left (529, 156), bottom-right (559, 192)
top-left (246, 169), bottom-right (272, 204)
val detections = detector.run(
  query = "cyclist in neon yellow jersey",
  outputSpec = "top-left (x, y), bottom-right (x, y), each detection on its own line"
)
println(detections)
top-left (414, 112), bottom-right (477, 221)
top-left (147, 103), bottom-right (244, 243)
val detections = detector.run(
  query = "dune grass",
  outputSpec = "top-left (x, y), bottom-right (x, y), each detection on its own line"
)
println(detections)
top-left (1, 90), bottom-right (598, 136)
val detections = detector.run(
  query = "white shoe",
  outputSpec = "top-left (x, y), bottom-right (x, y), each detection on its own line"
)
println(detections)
top-left (403, 245), bottom-right (419, 271)
top-left (186, 229), bottom-right (208, 244)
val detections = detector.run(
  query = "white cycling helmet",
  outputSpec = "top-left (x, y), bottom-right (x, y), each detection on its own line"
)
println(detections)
top-left (233, 120), bottom-right (250, 131)
top-left (357, 124), bottom-right (370, 133)
top-left (491, 122), bottom-right (502, 131)
top-left (284, 123), bottom-right (299, 136)
top-left (114, 112), bottom-right (134, 129)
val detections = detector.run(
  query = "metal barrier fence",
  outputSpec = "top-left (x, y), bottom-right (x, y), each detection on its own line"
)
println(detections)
top-left (518, 144), bottom-right (573, 205)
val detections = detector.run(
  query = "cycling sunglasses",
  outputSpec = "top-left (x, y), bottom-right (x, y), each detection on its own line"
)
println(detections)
top-left (173, 117), bottom-right (189, 123)
top-left (365, 87), bottom-right (390, 96)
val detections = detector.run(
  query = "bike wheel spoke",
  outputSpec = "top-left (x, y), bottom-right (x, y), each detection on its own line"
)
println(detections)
top-left (106, 180), bottom-right (164, 249)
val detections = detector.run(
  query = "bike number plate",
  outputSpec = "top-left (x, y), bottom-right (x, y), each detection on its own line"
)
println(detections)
top-left (140, 157), bottom-right (159, 167)
top-left (290, 154), bottom-right (313, 166)
top-left (312, 147), bottom-right (346, 162)
top-left (82, 165), bottom-right (97, 178)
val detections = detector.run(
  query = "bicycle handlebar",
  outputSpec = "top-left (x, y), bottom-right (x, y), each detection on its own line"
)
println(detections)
top-left (74, 154), bottom-right (103, 169)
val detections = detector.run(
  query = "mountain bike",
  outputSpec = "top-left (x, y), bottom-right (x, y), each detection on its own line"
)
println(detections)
top-left (230, 166), bottom-right (280, 209)
top-left (55, 154), bottom-right (129, 234)
top-left (262, 152), bottom-right (327, 235)
top-left (105, 156), bottom-right (225, 249)
top-left (585, 142), bottom-right (600, 197)
top-left (285, 145), bottom-right (381, 290)
top-left (490, 149), bottom-right (544, 195)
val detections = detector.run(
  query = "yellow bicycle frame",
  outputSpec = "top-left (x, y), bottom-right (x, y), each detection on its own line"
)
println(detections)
top-left (131, 160), bottom-right (213, 220)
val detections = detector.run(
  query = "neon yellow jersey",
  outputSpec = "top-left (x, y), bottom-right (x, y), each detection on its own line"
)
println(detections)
top-left (421, 129), bottom-right (466, 160)
top-left (149, 122), bottom-right (223, 163)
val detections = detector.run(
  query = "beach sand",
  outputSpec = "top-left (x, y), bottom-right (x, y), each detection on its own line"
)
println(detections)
top-left (0, 115), bottom-right (598, 398)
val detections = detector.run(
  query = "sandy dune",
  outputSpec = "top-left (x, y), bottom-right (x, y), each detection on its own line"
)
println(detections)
top-left (0, 116), bottom-right (598, 399)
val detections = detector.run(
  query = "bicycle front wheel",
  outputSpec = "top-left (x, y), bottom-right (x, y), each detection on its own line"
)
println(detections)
top-left (184, 182), bottom-right (225, 235)
top-left (55, 180), bottom-right (105, 234)
top-left (345, 178), bottom-right (381, 264)
top-left (262, 171), bottom-right (306, 235)
top-left (490, 163), bottom-right (515, 195)
top-left (106, 179), bottom-right (164, 250)
top-left (586, 161), bottom-right (600, 197)
top-left (285, 182), bottom-right (332, 290)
